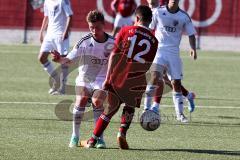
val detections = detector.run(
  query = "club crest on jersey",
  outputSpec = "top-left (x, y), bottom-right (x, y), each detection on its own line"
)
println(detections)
top-left (173, 20), bottom-right (179, 26)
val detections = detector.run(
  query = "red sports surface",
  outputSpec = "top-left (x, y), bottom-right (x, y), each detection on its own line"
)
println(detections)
top-left (0, 0), bottom-right (240, 36)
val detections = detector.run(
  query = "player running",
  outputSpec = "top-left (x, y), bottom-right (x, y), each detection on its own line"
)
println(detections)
top-left (80, 5), bottom-right (158, 149)
top-left (144, 0), bottom-right (197, 122)
top-left (38, 0), bottom-right (73, 95)
top-left (51, 10), bottom-right (115, 149)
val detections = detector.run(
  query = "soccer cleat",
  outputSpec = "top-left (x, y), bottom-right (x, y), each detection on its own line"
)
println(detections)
top-left (150, 106), bottom-right (160, 115)
top-left (80, 139), bottom-right (96, 148)
top-left (68, 136), bottom-right (79, 148)
top-left (48, 88), bottom-right (58, 94)
top-left (176, 114), bottom-right (188, 123)
top-left (117, 132), bottom-right (129, 150)
top-left (96, 139), bottom-right (106, 149)
top-left (187, 92), bottom-right (196, 113)
top-left (50, 90), bottom-right (65, 95)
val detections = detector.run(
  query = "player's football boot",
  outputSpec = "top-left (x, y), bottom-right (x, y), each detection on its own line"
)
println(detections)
top-left (51, 90), bottom-right (65, 95)
top-left (117, 132), bottom-right (129, 150)
top-left (80, 139), bottom-right (96, 148)
top-left (68, 136), bottom-right (79, 148)
top-left (96, 139), bottom-right (106, 149)
top-left (187, 92), bottom-right (196, 113)
top-left (150, 105), bottom-right (160, 115)
top-left (176, 114), bottom-right (188, 123)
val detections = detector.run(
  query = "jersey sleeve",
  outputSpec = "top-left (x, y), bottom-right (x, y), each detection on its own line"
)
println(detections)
top-left (113, 27), bottom-right (124, 55)
top-left (62, 0), bottom-right (73, 16)
top-left (66, 42), bottom-right (84, 60)
top-left (43, 2), bottom-right (48, 16)
top-left (184, 17), bottom-right (197, 36)
top-left (149, 11), bottom-right (157, 30)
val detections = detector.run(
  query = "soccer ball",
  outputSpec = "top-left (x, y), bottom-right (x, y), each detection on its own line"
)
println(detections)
top-left (140, 110), bottom-right (160, 131)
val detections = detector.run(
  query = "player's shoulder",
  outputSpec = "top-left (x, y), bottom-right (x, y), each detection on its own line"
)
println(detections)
top-left (61, 0), bottom-right (70, 4)
top-left (179, 9), bottom-right (192, 21)
top-left (106, 33), bottom-right (115, 41)
top-left (74, 33), bottom-right (93, 49)
top-left (154, 5), bottom-right (166, 15)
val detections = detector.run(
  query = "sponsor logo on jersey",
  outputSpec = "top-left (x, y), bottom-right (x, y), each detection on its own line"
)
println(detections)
top-left (162, 26), bottom-right (176, 32)
top-left (91, 58), bottom-right (108, 65)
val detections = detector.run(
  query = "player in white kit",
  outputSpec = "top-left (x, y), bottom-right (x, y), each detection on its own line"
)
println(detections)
top-left (38, 0), bottom-right (73, 95)
top-left (51, 10), bottom-right (115, 148)
top-left (144, 0), bottom-right (197, 122)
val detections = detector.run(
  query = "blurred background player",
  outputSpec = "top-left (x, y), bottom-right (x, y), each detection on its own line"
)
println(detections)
top-left (144, 0), bottom-right (197, 122)
top-left (146, 0), bottom-right (196, 114)
top-left (80, 5), bottom-right (158, 149)
top-left (38, 0), bottom-right (73, 95)
top-left (51, 10), bottom-right (115, 149)
top-left (111, 0), bottom-right (137, 37)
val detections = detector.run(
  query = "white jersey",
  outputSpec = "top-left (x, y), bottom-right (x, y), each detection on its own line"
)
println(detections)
top-left (150, 6), bottom-right (196, 55)
top-left (44, 0), bottom-right (73, 37)
top-left (67, 33), bottom-right (115, 79)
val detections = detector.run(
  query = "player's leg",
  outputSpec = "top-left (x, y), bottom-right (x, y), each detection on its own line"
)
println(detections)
top-left (91, 89), bottom-right (107, 149)
top-left (168, 56), bottom-right (188, 122)
top-left (52, 37), bottom-right (69, 95)
top-left (69, 81), bottom-right (92, 147)
top-left (117, 105), bottom-right (135, 149)
top-left (165, 71), bottom-right (196, 112)
top-left (181, 85), bottom-right (196, 112)
top-left (145, 53), bottom-right (165, 113)
top-left (38, 38), bottom-right (59, 94)
top-left (81, 90), bottom-right (121, 148)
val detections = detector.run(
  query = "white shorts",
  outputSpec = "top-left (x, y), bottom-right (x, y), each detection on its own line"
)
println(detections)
top-left (151, 49), bottom-right (183, 80)
top-left (114, 13), bottom-right (133, 28)
top-left (40, 35), bottom-right (69, 56)
top-left (75, 75), bottom-right (105, 91)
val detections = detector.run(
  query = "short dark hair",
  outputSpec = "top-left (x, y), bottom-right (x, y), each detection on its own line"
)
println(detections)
top-left (135, 5), bottom-right (152, 23)
top-left (86, 10), bottom-right (105, 23)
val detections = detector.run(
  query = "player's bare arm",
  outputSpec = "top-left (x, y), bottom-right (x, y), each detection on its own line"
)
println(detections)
top-left (50, 50), bottom-right (71, 64)
top-left (189, 35), bottom-right (197, 60)
top-left (62, 15), bottom-right (73, 41)
top-left (39, 16), bottom-right (48, 43)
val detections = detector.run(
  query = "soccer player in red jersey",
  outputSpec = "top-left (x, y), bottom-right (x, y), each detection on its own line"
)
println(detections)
top-left (81, 5), bottom-right (158, 149)
top-left (111, 0), bottom-right (137, 37)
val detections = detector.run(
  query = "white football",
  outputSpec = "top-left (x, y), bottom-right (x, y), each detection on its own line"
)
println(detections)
top-left (140, 110), bottom-right (160, 131)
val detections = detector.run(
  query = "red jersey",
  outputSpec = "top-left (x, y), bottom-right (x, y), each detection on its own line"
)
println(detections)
top-left (107, 25), bottom-right (158, 90)
top-left (111, 0), bottom-right (137, 17)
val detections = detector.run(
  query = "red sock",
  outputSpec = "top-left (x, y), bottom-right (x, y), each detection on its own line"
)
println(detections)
top-left (119, 106), bottom-right (135, 136)
top-left (93, 113), bottom-right (111, 138)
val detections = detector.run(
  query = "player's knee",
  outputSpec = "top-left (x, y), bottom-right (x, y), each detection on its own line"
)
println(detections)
top-left (75, 96), bottom-right (89, 107)
top-left (151, 71), bottom-right (163, 83)
top-left (38, 52), bottom-right (48, 64)
top-left (92, 98), bottom-right (103, 108)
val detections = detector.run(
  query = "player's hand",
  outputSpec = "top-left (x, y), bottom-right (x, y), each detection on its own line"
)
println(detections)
top-left (50, 50), bottom-right (61, 62)
top-left (62, 32), bottom-right (69, 41)
top-left (39, 32), bottom-right (44, 43)
top-left (190, 49), bottom-right (197, 60)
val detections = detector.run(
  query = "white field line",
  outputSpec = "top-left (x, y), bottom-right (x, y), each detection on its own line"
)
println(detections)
top-left (0, 101), bottom-right (239, 109)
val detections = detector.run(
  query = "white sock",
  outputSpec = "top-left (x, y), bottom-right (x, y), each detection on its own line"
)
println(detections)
top-left (144, 85), bottom-right (156, 110)
top-left (60, 64), bottom-right (68, 92)
top-left (72, 106), bottom-right (85, 138)
top-left (93, 106), bottom-right (104, 140)
top-left (172, 92), bottom-right (184, 116)
top-left (151, 102), bottom-right (160, 112)
top-left (43, 61), bottom-right (55, 76)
